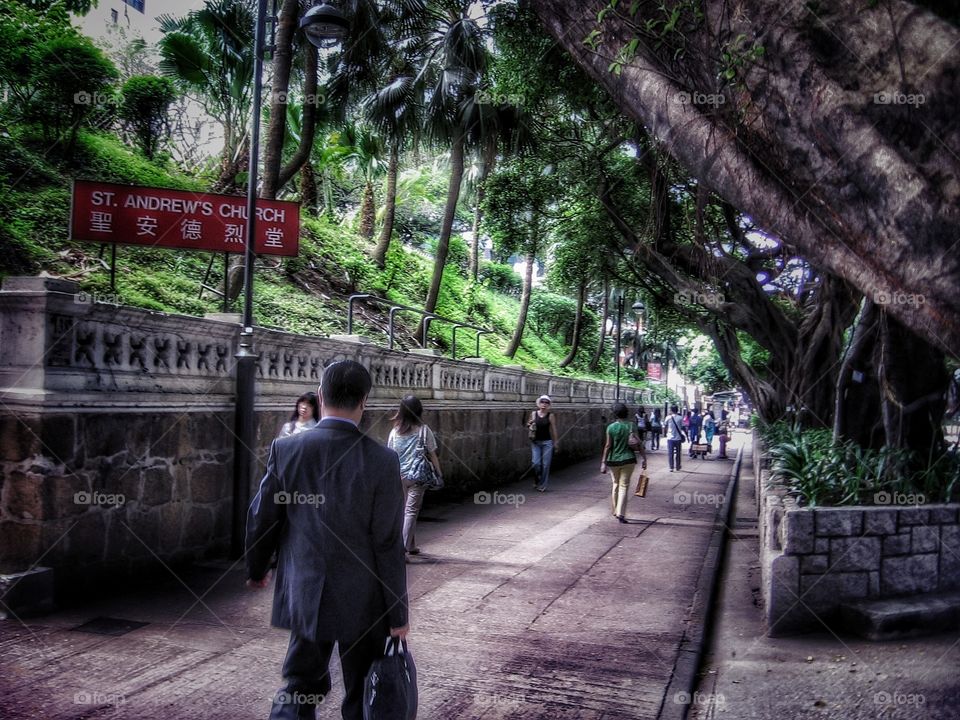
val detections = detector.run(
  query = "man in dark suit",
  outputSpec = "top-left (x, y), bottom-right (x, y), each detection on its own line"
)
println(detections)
top-left (246, 360), bottom-right (409, 720)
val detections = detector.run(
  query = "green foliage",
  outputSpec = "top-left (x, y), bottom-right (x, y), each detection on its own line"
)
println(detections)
top-left (119, 75), bottom-right (177, 159)
top-left (684, 339), bottom-right (732, 393)
top-left (434, 234), bottom-right (469, 274)
top-left (759, 421), bottom-right (960, 506)
top-left (479, 261), bottom-right (522, 296)
top-left (0, 132), bottom-right (59, 188)
top-left (34, 35), bottom-right (118, 152)
top-left (528, 291), bottom-right (578, 338)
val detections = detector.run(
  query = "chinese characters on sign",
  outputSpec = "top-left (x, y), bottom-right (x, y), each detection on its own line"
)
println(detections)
top-left (646, 362), bottom-right (663, 381)
top-left (69, 180), bottom-right (300, 257)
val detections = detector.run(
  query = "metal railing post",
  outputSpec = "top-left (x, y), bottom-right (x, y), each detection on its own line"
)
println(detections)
top-left (346, 293), bottom-right (372, 335)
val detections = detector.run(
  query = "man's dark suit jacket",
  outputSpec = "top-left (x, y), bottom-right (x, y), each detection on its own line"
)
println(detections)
top-left (245, 417), bottom-right (409, 642)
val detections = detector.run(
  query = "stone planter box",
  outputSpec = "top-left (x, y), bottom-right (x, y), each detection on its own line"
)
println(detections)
top-left (760, 473), bottom-right (960, 635)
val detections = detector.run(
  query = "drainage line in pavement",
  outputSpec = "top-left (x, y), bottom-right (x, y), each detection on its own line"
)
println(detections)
top-left (656, 447), bottom-right (744, 720)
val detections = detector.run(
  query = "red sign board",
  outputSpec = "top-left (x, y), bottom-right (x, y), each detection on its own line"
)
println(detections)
top-left (646, 362), bottom-right (663, 381)
top-left (69, 180), bottom-right (299, 256)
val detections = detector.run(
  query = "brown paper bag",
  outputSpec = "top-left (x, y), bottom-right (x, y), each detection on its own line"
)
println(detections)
top-left (634, 472), bottom-right (649, 497)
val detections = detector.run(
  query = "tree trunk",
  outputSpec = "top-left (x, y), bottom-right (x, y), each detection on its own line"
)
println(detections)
top-left (277, 45), bottom-right (319, 190)
top-left (321, 166), bottom-right (334, 218)
top-left (529, 0), bottom-right (960, 355)
top-left (589, 279), bottom-right (610, 371)
top-left (506, 246), bottom-right (536, 358)
top-left (877, 313), bottom-right (948, 457)
top-left (260, 0), bottom-right (299, 200)
top-left (213, 132), bottom-right (248, 193)
top-left (833, 300), bottom-right (880, 445)
top-left (299, 160), bottom-right (318, 215)
top-left (835, 306), bottom-right (948, 458)
top-left (420, 132), bottom-right (466, 342)
top-left (469, 141), bottom-right (497, 282)
top-left (372, 142), bottom-right (399, 268)
top-left (360, 180), bottom-right (375, 240)
top-left (559, 279), bottom-right (587, 368)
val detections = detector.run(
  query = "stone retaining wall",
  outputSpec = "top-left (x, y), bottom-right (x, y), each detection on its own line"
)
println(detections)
top-left (759, 448), bottom-right (960, 635)
top-left (0, 277), bottom-right (637, 599)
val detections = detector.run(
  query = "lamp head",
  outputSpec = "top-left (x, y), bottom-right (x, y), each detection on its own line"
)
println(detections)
top-left (300, 3), bottom-right (349, 49)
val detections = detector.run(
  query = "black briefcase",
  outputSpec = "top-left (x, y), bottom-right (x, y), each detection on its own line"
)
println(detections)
top-left (363, 637), bottom-right (418, 720)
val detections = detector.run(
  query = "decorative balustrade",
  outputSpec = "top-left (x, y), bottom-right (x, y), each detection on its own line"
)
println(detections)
top-left (0, 277), bottom-right (644, 407)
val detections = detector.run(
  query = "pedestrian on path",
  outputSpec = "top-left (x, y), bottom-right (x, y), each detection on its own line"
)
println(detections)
top-left (277, 391), bottom-right (319, 438)
top-left (665, 405), bottom-right (687, 472)
top-left (245, 360), bottom-right (409, 720)
top-left (635, 408), bottom-right (649, 447)
top-left (649, 408), bottom-right (662, 450)
top-left (688, 408), bottom-right (702, 456)
top-left (601, 402), bottom-right (646, 523)
top-left (703, 410), bottom-right (717, 450)
top-left (387, 395), bottom-right (442, 557)
top-left (528, 395), bottom-right (560, 491)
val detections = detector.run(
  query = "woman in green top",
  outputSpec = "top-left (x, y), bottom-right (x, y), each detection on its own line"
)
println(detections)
top-left (601, 402), bottom-right (647, 523)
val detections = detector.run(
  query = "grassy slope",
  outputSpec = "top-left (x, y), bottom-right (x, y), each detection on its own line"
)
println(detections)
top-left (0, 129), bottom-right (641, 384)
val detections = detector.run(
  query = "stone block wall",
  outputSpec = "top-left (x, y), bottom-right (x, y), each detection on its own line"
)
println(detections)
top-left (0, 277), bottom-right (626, 599)
top-left (760, 473), bottom-right (960, 635)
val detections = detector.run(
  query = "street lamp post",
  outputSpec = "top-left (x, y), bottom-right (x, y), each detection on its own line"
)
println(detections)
top-left (231, 1), bottom-right (349, 558)
top-left (614, 296), bottom-right (623, 400)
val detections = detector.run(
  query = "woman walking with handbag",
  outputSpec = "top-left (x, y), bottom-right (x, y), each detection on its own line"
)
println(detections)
top-left (528, 395), bottom-right (560, 492)
top-left (387, 395), bottom-right (442, 557)
top-left (601, 402), bottom-right (647, 523)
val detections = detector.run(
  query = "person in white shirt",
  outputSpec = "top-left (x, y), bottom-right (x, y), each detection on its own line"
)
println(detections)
top-left (664, 404), bottom-right (687, 472)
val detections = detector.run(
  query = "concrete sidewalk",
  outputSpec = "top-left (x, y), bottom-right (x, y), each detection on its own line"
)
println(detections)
top-left (689, 441), bottom-right (960, 720)
top-left (0, 438), bottom-right (741, 719)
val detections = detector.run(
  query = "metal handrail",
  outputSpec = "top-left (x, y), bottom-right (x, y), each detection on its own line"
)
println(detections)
top-left (452, 326), bottom-right (491, 360)
top-left (345, 293), bottom-right (491, 357)
top-left (346, 294), bottom-right (372, 335)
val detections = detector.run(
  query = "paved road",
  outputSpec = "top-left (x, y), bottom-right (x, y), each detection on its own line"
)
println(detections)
top-left (0, 437), bottom-right (742, 719)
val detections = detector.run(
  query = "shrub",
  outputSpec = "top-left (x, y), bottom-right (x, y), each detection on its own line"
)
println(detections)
top-left (479, 261), bottom-right (522, 296)
top-left (761, 421), bottom-right (959, 506)
top-left (528, 291), bottom-right (578, 338)
top-left (120, 75), bottom-right (177, 159)
top-left (34, 35), bottom-right (118, 154)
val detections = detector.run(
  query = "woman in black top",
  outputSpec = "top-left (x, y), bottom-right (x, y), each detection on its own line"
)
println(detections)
top-left (528, 395), bottom-right (560, 491)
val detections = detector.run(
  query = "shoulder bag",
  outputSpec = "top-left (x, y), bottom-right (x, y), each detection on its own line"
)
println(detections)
top-left (410, 426), bottom-right (443, 490)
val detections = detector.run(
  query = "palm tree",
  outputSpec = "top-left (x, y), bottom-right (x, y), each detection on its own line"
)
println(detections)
top-left (342, 123), bottom-right (387, 240)
top-left (416, 1), bottom-right (488, 341)
top-left (364, 69), bottom-right (421, 266)
top-left (157, 0), bottom-right (255, 190)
